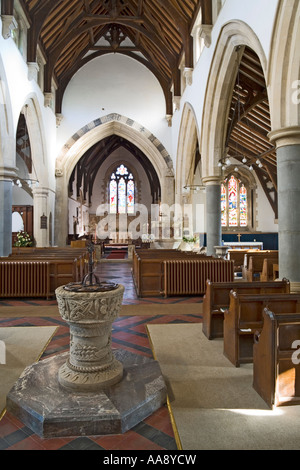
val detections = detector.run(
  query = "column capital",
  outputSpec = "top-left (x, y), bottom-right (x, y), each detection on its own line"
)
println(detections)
top-left (0, 166), bottom-right (18, 181)
top-left (32, 186), bottom-right (49, 198)
top-left (268, 126), bottom-right (300, 148)
top-left (202, 176), bottom-right (221, 186)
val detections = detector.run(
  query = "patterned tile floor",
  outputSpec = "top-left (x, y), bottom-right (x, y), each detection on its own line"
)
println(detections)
top-left (0, 260), bottom-right (202, 451)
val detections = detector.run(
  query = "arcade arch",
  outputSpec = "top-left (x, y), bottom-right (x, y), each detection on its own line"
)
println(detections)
top-left (55, 114), bottom-right (174, 246)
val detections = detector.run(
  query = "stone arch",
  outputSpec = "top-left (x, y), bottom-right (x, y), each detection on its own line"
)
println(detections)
top-left (21, 95), bottom-right (49, 187)
top-left (200, 21), bottom-right (267, 179)
top-left (175, 102), bottom-right (200, 204)
top-left (16, 94), bottom-right (49, 187)
top-left (0, 53), bottom-right (15, 174)
top-left (268, 0), bottom-right (300, 141)
top-left (55, 114), bottom-right (174, 246)
top-left (17, 96), bottom-right (51, 247)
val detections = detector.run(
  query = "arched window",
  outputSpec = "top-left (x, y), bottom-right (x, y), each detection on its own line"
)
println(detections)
top-left (109, 164), bottom-right (135, 214)
top-left (221, 175), bottom-right (248, 228)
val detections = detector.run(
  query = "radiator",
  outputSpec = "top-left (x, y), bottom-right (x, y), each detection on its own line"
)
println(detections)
top-left (0, 261), bottom-right (50, 298)
top-left (163, 259), bottom-right (234, 296)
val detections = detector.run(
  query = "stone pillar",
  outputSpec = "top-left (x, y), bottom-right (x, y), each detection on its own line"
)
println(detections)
top-left (32, 187), bottom-right (49, 247)
top-left (269, 127), bottom-right (300, 292)
top-left (0, 167), bottom-right (16, 257)
top-left (54, 169), bottom-right (69, 246)
top-left (203, 176), bottom-right (222, 256)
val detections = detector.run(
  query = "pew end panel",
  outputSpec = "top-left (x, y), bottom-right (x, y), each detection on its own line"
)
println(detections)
top-left (202, 279), bottom-right (290, 341)
top-left (224, 292), bottom-right (300, 368)
top-left (253, 308), bottom-right (300, 408)
top-left (223, 292), bottom-right (240, 367)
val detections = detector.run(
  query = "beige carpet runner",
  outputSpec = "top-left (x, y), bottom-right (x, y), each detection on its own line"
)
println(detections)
top-left (147, 323), bottom-right (300, 450)
top-left (0, 326), bottom-right (57, 418)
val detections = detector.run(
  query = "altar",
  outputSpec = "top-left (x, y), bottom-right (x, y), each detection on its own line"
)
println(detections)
top-left (223, 241), bottom-right (263, 250)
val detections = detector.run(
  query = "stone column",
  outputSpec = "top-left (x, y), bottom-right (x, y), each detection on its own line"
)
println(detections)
top-left (0, 167), bottom-right (16, 257)
top-left (203, 176), bottom-right (222, 256)
top-left (54, 169), bottom-right (69, 247)
top-left (32, 187), bottom-right (49, 247)
top-left (269, 127), bottom-right (300, 292)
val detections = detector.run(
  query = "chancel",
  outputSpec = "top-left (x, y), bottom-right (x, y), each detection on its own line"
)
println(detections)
top-left (1, 0), bottom-right (300, 451)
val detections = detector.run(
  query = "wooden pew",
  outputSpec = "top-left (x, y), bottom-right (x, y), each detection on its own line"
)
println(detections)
top-left (0, 247), bottom-right (89, 298)
top-left (132, 248), bottom-right (213, 297)
top-left (223, 291), bottom-right (300, 367)
top-left (132, 248), bottom-right (233, 297)
top-left (253, 308), bottom-right (300, 408)
top-left (247, 254), bottom-right (279, 281)
top-left (228, 249), bottom-right (259, 274)
top-left (242, 250), bottom-right (278, 281)
top-left (202, 279), bottom-right (290, 340)
top-left (260, 257), bottom-right (280, 281)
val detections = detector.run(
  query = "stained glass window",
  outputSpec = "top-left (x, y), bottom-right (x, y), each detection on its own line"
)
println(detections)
top-left (228, 175), bottom-right (238, 227)
top-left (221, 175), bottom-right (248, 229)
top-left (118, 177), bottom-right (126, 214)
top-left (110, 178), bottom-right (117, 214)
top-left (240, 185), bottom-right (247, 227)
top-left (127, 179), bottom-right (135, 214)
top-left (109, 165), bottom-right (135, 214)
top-left (221, 183), bottom-right (227, 227)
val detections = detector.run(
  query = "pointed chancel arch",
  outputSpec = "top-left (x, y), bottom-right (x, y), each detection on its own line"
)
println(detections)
top-left (55, 114), bottom-right (174, 246)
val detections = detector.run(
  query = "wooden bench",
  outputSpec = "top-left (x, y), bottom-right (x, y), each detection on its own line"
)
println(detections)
top-left (247, 254), bottom-right (279, 281)
top-left (132, 248), bottom-right (211, 297)
top-left (202, 279), bottom-right (290, 340)
top-left (223, 291), bottom-right (300, 367)
top-left (228, 249), bottom-right (259, 274)
top-left (0, 248), bottom-right (89, 298)
top-left (132, 248), bottom-right (233, 297)
top-left (260, 257), bottom-right (280, 281)
top-left (242, 251), bottom-right (278, 281)
top-left (253, 308), bottom-right (300, 408)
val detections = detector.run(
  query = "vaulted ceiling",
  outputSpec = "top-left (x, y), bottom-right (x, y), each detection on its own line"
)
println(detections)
top-left (12, 0), bottom-right (210, 115)
top-left (5, 1), bottom-right (277, 215)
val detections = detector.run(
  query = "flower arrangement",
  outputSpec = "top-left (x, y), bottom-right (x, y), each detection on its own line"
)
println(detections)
top-left (14, 230), bottom-right (33, 247)
top-left (182, 236), bottom-right (197, 243)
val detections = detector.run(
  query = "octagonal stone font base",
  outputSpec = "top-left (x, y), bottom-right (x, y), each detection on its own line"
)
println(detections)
top-left (6, 349), bottom-right (167, 439)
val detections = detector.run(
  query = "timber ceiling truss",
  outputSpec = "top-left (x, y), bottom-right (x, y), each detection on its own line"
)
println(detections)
top-left (2, 2), bottom-right (277, 213)
top-left (5, 0), bottom-right (210, 116)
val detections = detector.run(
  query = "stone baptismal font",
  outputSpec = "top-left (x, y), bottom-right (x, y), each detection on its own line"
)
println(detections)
top-left (7, 243), bottom-right (167, 438)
